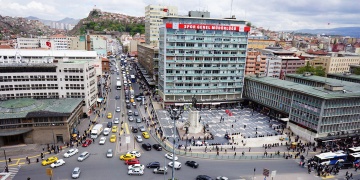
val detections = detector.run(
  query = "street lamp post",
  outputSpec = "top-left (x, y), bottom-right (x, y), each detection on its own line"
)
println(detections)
top-left (167, 108), bottom-right (183, 180)
top-left (51, 124), bottom-right (56, 153)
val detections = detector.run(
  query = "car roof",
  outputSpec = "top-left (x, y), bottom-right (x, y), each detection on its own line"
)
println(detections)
top-left (74, 167), bottom-right (80, 171)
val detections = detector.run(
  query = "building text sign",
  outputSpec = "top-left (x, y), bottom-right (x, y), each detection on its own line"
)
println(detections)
top-left (166, 23), bottom-right (250, 32)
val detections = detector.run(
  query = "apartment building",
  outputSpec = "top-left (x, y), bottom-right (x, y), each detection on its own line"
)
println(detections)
top-left (137, 43), bottom-right (159, 83)
top-left (145, 5), bottom-right (178, 45)
top-left (0, 49), bottom-right (99, 112)
top-left (158, 11), bottom-right (250, 108)
top-left (17, 35), bottom-right (69, 50)
top-left (247, 38), bottom-right (276, 49)
top-left (245, 50), bottom-right (266, 75)
top-left (310, 53), bottom-right (360, 74)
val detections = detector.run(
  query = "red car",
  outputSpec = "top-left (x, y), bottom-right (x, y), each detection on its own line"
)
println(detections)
top-left (125, 159), bottom-right (139, 165)
top-left (82, 139), bottom-right (92, 147)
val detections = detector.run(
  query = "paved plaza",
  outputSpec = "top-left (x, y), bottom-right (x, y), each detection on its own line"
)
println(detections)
top-left (157, 107), bottom-right (285, 145)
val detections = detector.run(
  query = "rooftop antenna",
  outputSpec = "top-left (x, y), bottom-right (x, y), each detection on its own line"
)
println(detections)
top-left (230, 0), bottom-right (233, 17)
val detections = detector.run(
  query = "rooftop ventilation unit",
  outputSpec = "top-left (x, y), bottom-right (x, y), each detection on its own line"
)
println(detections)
top-left (302, 72), bottom-right (312, 77)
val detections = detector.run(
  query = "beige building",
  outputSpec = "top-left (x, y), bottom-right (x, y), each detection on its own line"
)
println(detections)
top-left (309, 54), bottom-right (360, 74)
top-left (145, 5), bottom-right (178, 45)
top-left (137, 44), bottom-right (159, 82)
top-left (68, 36), bottom-right (86, 50)
top-left (247, 39), bottom-right (276, 49)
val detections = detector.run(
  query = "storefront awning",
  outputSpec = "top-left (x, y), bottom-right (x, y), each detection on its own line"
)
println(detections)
top-left (0, 128), bottom-right (33, 136)
top-left (97, 98), bottom-right (104, 102)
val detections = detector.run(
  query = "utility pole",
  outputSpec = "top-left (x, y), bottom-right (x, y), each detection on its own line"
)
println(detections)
top-left (167, 108), bottom-right (183, 180)
top-left (4, 150), bottom-right (8, 172)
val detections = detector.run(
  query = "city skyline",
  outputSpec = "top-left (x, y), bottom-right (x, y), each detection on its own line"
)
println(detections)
top-left (0, 0), bottom-right (359, 31)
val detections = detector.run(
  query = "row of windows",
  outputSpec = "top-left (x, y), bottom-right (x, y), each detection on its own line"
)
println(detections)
top-left (164, 57), bottom-right (245, 61)
top-left (166, 88), bottom-right (241, 94)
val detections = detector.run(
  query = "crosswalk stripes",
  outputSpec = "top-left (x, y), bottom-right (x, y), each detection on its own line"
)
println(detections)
top-left (6, 167), bottom-right (19, 179)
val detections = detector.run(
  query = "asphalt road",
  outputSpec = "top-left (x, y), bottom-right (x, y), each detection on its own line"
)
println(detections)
top-left (12, 57), bottom-right (329, 180)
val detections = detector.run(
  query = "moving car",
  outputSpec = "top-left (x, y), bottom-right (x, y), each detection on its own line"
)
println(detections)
top-left (112, 126), bottom-right (118, 133)
top-left (107, 113), bottom-right (112, 119)
top-left (72, 167), bottom-right (81, 179)
top-left (107, 122), bottom-right (113, 128)
top-left (115, 95), bottom-right (120, 100)
top-left (142, 132), bottom-right (150, 139)
top-left (127, 110), bottom-right (133, 115)
top-left (185, 161), bottom-right (199, 168)
top-left (128, 164), bottom-right (145, 170)
top-left (110, 135), bottom-right (116, 143)
top-left (99, 137), bottom-right (106, 145)
top-left (168, 161), bottom-right (181, 170)
top-left (146, 161), bottom-right (160, 168)
top-left (128, 116), bottom-right (134, 121)
top-left (42, 156), bottom-right (58, 166)
top-left (103, 128), bottom-right (110, 136)
top-left (64, 148), bottom-right (78, 158)
top-left (120, 154), bottom-right (136, 161)
top-left (77, 151), bottom-right (90, 162)
top-left (132, 102), bottom-right (136, 106)
top-left (153, 144), bottom-right (162, 151)
top-left (125, 159), bottom-right (140, 165)
top-left (135, 135), bottom-right (143, 142)
top-left (165, 153), bottom-right (178, 160)
top-left (136, 97), bottom-right (142, 101)
top-left (139, 126), bottom-right (146, 132)
top-left (142, 143), bottom-right (152, 151)
top-left (127, 151), bottom-right (141, 158)
top-left (196, 175), bottom-right (213, 180)
top-left (128, 168), bottom-right (144, 176)
top-left (106, 149), bottom-right (113, 158)
top-left (136, 118), bottom-right (141, 123)
top-left (131, 127), bottom-right (138, 133)
top-left (116, 107), bottom-right (121, 112)
top-left (153, 167), bottom-right (168, 174)
top-left (82, 139), bottom-right (92, 147)
top-left (134, 111), bottom-right (139, 116)
top-left (114, 118), bottom-right (119, 124)
top-left (50, 159), bottom-right (65, 168)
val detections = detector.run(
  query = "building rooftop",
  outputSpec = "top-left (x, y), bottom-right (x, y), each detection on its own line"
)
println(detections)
top-left (246, 75), bottom-right (360, 99)
top-left (0, 49), bottom-right (98, 58)
top-left (0, 98), bottom-right (83, 119)
top-left (328, 73), bottom-right (360, 81)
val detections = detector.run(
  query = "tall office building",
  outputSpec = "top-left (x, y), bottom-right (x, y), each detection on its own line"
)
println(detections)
top-left (158, 11), bottom-right (250, 108)
top-left (145, 5), bottom-right (178, 45)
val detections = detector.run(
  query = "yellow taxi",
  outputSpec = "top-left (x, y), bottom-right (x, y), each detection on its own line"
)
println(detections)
top-left (41, 156), bottom-right (58, 166)
top-left (112, 126), bottom-right (118, 133)
top-left (110, 135), bottom-right (116, 143)
top-left (107, 113), bottom-right (112, 119)
top-left (120, 153), bottom-right (135, 161)
top-left (142, 132), bottom-right (150, 139)
top-left (130, 98), bottom-right (134, 103)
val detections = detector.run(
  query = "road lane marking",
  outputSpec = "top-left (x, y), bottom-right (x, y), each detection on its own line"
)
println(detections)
top-left (124, 122), bottom-right (130, 134)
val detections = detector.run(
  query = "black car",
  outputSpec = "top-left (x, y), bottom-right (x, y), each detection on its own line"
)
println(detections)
top-left (146, 161), bottom-right (160, 168)
top-left (185, 161), bottom-right (199, 168)
top-left (142, 143), bottom-right (151, 151)
top-left (115, 96), bottom-right (120, 100)
top-left (153, 144), bottom-right (162, 151)
top-left (107, 122), bottom-right (113, 128)
top-left (196, 175), bottom-right (213, 180)
top-left (131, 127), bottom-right (138, 133)
top-left (126, 104), bottom-right (131, 109)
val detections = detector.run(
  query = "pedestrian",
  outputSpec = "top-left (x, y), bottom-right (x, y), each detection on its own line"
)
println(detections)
top-left (234, 152), bottom-right (236, 156)
top-left (249, 147), bottom-right (251, 152)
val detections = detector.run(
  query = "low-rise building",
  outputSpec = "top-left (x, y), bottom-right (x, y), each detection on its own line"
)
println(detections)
top-left (245, 50), bottom-right (266, 75)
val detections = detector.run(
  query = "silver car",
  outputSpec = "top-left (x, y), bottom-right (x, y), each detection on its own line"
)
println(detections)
top-left (128, 116), bottom-right (134, 121)
top-left (72, 167), bottom-right (81, 179)
top-left (106, 149), bottom-right (113, 158)
top-left (135, 135), bottom-right (143, 143)
top-left (77, 151), bottom-right (89, 162)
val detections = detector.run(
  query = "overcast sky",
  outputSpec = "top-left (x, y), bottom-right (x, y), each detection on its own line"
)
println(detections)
top-left (1, 0), bottom-right (359, 31)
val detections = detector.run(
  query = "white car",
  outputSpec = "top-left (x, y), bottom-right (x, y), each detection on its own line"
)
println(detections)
top-left (128, 164), bottom-right (145, 170)
top-left (168, 161), bottom-right (181, 170)
top-left (114, 118), bottom-right (119, 124)
top-left (72, 167), bottom-right (81, 179)
top-left (116, 77), bottom-right (120, 80)
top-left (103, 128), bottom-right (110, 136)
top-left (106, 149), bottom-right (113, 158)
top-left (135, 135), bottom-right (143, 143)
top-left (99, 137), bottom-right (106, 145)
top-left (165, 153), bottom-right (178, 161)
top-left (116, 107), bottom-right (121, 112)
top-left (127, 151), bottom-right (141, 158)
top-left (128, 168), bottom-right (144, 175)
top-left (216, 176), bottom-right (229, 180)
top-left (64, 148), bottom-right (78, 158)
top-left (50, 159), bottom-right (65, 168)
top-left (77, 151), bottom-right (89, 162)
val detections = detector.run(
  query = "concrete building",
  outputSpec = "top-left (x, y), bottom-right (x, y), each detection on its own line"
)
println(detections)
top-left (158, 12), bottom-right (250, 108)
top-left (68, 36), bottom-right (86, 50)
top-left (247, 39), bottom-right (276, 49)
top-left (327, 72), bottom-right (360, 84)
top-left (244, 73), bottom-right (360, 143)
top-left (87, 35), bottom-right (107, 56)
top-left (137, 43), bottom-right (159, 83)
top-left (145, 5), bottom-right (178, 45)
top-left (16, 38), bottom-right (41, 49)
top-left (0, 98), bottom-right (83, 146)
top-left (0, 49), bottom-right (100, 112)
top-left (310, 53), bottom-right (360, 75)
top-left (17, 35), bottom-right (69, 50)
top-left (245, 50), bottom-right (266, 75)
top-left (265, 56), bottom-right (282, 78)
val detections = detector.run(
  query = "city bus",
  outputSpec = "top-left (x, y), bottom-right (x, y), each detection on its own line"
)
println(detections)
top-left (348, 146), bottom-right (360, 154)
top-left (116, 81), bottom-right (121, 90)
top-left (348, 153), bottom-right (360, 164)
top-left (313, 151), bottom-right (348, 165)
top-left (130, 75), bottom-right (136, 83)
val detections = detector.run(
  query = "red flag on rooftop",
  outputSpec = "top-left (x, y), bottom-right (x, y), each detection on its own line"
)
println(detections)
top-left (46, 41), bottom-right (51, 48)
top-left (163, 8), bottom-right (168, 12)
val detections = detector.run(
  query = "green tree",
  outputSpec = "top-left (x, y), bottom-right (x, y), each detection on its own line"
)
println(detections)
top-left (296, 61), bottom-right (326, 77)
top-left (246, 22), bottom-right (251, 27)
top-left (314, 66), bottom-right (326, 77)
top-left (353, 67), bottom-right (360, 75)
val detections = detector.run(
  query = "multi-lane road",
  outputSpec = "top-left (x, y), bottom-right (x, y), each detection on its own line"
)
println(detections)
top-left (13, 57), bottom-right (321, 180)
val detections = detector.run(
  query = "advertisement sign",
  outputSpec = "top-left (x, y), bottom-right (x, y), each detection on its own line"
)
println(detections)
top-left (166, 23), bottom-right (250, 32)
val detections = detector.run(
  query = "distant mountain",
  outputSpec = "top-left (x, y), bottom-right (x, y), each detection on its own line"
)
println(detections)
top-left (25, 16), bottom-right (80, 26)
top-left (296, 27), bottom-right (360, 38)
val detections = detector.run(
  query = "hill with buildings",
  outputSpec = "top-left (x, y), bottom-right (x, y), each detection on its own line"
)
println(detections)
top-left (26, 16), bottom-right (80, 30)
top-left (296, 27), bottom-right (360, 38)
top-left (69, 8), bottom-right (145, 36)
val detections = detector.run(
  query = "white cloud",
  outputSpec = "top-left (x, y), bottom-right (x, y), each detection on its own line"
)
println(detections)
top-left (0, 0), bottom-right (359, 30)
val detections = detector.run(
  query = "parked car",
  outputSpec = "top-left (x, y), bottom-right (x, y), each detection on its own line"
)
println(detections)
top-left (125, 159), bottom-right (140, 165)
top-left (106, 149), bottom-right (113, 158)
top-left (153, 144), bottom-right (162, 151)
top-left (64, 148), bottom-right (78, 158)
top-left (185, 161), bottom-right (199, 168)
top-left (50, 159), bottom-right (65, 168)
top-left (127, 151), bottom-right (141, 158)
top-left (99, 137), bottom-right (106, 145)
top-left (128, 116), bottom-right (134, 121)
top-left (128, 164), bottom-right (145, 170)
top-left (136, 118), bottom-right (141, 123)
top-left (146, 161), bottom-right (160, 168)
top-left (42, 156), bottom-right (58, 166)
top-left (168, 161), bottom-right (181, 170)
top-left (131, 126), bottom-right (138, 133)
top-left (134, 111), bottom-right (139, 116)
top-left (71, 167), bottom-right (81, 179)
top-left (196, 175), bottom-right (213, 180)
top-left (128, 168), bottom-right (144, 175)
top-left (77, 151), bottom-right (90, 162)
top-left (153, 166), bottom-right (167, 174)
top-left (165, 153), bottom-right (178, 160)
top-left (142, 143), bottom-right (152, 151)
top-left (82, 139), bottom-right (92, 147)
top-left (216, 176), bottom-right (229, 180)
top-left (135, 135), bottom-right (143, 143)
